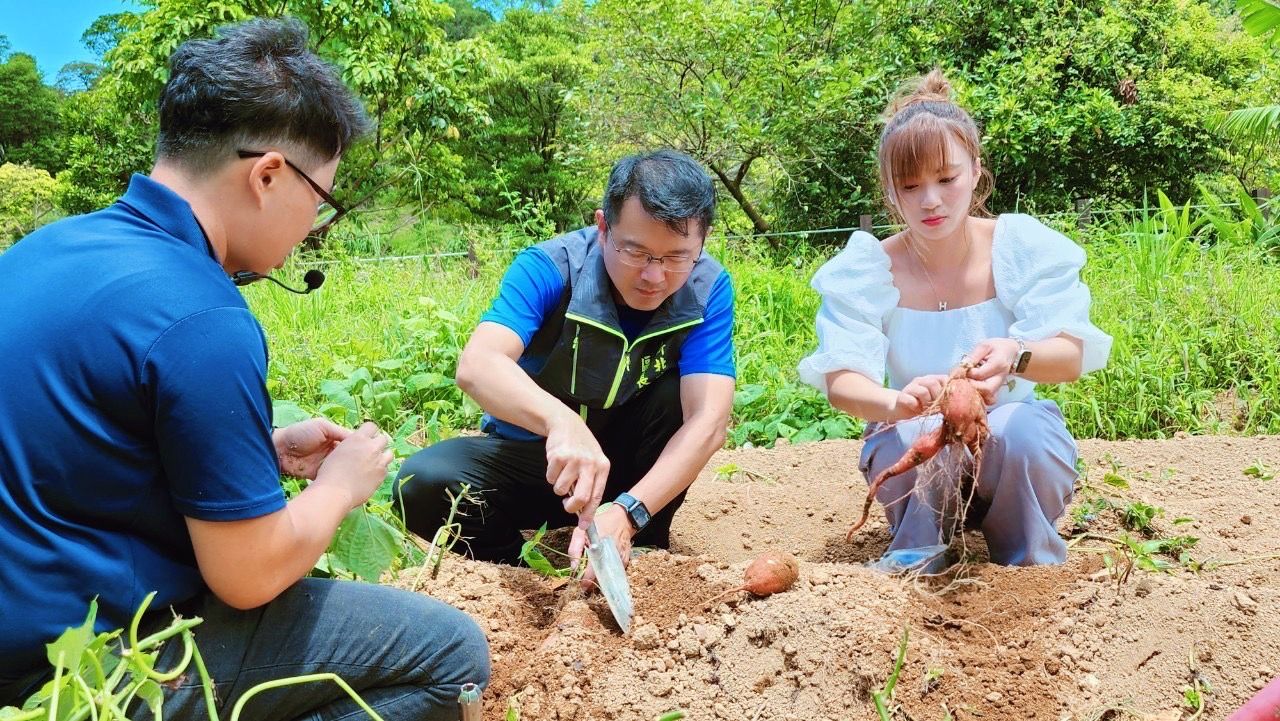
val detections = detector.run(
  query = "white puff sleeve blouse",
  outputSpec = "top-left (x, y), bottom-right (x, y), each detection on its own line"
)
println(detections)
top-left (994, 214), bottom-right (1112, 375)
top-left (796, 230), bottom-right (899, 395)
top-left (797, 214), bottom-right (1112, 406)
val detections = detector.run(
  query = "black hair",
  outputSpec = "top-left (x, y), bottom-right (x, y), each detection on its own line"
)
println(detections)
top-left (602, 149), bottom-right (716, 237)
top-left (156, 17), bottom-right (370, 172)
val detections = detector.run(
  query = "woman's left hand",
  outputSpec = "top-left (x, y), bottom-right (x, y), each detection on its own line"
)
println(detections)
top-left (965, 338), bottom-right (1021, 404)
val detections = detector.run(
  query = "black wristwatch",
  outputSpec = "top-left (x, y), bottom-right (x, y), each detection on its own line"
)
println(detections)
top-left (614, 492), bottom-right (651, 533)
top-left (1009, 339), bottom-right (1032, 376)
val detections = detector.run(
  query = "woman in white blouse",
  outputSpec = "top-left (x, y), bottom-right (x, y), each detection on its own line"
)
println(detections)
top-left (798, 69), bottom-right (1112, 570)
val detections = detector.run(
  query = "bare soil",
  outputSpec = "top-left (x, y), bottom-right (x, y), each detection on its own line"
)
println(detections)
top-left (393, 435), bottom-right (1280, 721)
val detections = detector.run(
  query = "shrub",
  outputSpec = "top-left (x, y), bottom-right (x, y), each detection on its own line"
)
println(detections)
top-left (0, 163), bottom-right (56, 247)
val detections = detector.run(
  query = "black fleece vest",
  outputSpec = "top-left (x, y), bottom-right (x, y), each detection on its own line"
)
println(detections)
top-left (519, 226), bottom-right (723, 422)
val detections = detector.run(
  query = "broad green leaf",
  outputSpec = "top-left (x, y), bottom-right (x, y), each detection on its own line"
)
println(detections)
top-left (732, 384), bottom-right (766, 409)
top-left (46, 599), bottom-right (98, 671)
top-left (329, 508), bottom-right (404, 582)
top-left (1238, 0), bottom-right (1280, 43)
top-left (271, 400), bottom-right (312, 428)
top-left (1102, 472), bottom-right (1129, 489)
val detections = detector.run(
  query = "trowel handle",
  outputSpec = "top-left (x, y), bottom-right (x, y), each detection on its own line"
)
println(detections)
top-left (458, 682), bottom-right (482, 721)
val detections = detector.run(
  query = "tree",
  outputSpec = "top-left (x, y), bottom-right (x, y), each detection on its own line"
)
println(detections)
top-left (55, 62), bottom-right (105, 92)
top-left (582, 0), bottom-right (833, 235)
top-left (82, 12), bottom-right (139, 59)
top-left (0, 52), bottom-right (62, 169)
top-left (54, 0), bottom-right (494, 216)
top-left (456, 3), bottom-right (597, 229)
top-left (764, 0), bottom-right (1280, 228)
top-left (443, 0), bottom-right (495, 40)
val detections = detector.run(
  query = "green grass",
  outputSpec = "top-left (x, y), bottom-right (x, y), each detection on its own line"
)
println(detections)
top-left (251, 194), bottom-right (1280, 446)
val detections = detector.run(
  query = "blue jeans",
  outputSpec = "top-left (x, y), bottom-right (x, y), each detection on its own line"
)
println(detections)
top-left (133, 578), bottom-right (490, 721)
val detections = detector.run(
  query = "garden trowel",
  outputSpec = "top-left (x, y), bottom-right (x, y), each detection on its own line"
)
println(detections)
top-left (586, 521), bottom-right (634, 634)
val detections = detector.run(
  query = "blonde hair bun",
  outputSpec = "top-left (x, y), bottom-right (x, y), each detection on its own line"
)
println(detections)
top-left (888, 68), bottom-right (953, 116)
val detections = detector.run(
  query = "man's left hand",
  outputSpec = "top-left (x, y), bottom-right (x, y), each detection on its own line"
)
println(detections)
top-left (274, 418), bottom-right (352, 480)
top-left (569, 502), bottom-right (635, 589)
top-left (965, 337), bottom-right (1021, 404)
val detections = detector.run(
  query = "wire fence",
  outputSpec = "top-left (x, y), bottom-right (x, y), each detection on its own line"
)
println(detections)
top-left (303, 187), bottom-right (1276, 267)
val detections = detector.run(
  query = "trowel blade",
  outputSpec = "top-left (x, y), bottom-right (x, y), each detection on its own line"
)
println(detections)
top-left (585, 522), bottom-right (634, 634)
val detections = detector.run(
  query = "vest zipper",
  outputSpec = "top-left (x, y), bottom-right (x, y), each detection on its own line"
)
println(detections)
top-left (570, 326), bottom-right (581, 395)
top-left (564, 313), bottom-right (705, 409)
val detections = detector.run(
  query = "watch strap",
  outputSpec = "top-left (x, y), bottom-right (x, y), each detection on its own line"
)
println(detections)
top-left (1010, 339), bottom-right (1032, 375)
top-left (614, 492), bottom-right (651, 532)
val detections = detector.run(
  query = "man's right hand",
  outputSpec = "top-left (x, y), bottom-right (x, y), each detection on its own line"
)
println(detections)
top-left (312, 421), bottom-right (392, 510)
top-left (544, 410), bottom-right (609, 515)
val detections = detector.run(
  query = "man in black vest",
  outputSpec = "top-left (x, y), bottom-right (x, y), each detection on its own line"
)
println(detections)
top-left (398, 149), bottom-right (735, 579)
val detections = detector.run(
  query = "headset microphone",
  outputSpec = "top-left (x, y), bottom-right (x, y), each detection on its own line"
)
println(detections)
top-left (231, 269), bottom-right (326, 294)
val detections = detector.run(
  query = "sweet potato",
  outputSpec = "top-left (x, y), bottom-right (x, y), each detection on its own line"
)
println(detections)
top-left (702, 551), bottom-right (801, 607)
top-left (846, 363), bottom-right (990, 541)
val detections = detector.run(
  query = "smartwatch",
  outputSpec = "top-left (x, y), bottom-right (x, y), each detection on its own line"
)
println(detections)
top-left (1009, 339), bottom-right (1032, 376)
top-left (614, 492), bottom-right (652, 533)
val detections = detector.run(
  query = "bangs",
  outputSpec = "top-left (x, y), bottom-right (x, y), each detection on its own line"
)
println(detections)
top-left (881, 113), bottom-right (956, 190)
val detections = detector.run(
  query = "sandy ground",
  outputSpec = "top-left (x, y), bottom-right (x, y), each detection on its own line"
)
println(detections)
top-left (393, 435), bottom-right (1280, 721)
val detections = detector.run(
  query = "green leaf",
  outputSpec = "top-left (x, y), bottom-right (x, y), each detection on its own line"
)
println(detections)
top-left (329, 508), bottom-right (404, 582)
top-left (519, 523), bottom-right (571, 578)
top-left (1209, 104), bottom-right (1280, 147)
top-left (318, 402), bottom-right (358, 427)
top-left (732, 384), bottom-right (766, 409)
top-left (1102, 472), bottom-right (1130, 489)
top-left (406, 372), bottom-right (450, 393)
top-left (135, 679), bottom-right (164, 718)
top-left (1238, 0), bottom-right (1280, 43)
top-left (349, 367), bottom-right (375, 391)
top-left (271, 400), bottom-right (312, 428)
top-left (46, 599), bottom-right (98, 671)
top-left (1243, 462), bottom-right (1275, 480)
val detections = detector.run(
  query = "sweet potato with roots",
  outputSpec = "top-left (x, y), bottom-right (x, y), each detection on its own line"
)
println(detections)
top-left (847, 363), bottom-right (990, 541)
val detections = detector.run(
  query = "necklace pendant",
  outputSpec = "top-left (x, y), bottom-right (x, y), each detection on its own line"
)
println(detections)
top-left (938, 301), bottom-right (947, 311)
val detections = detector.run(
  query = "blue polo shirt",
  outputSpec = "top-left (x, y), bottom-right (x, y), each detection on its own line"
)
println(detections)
top-left (0, 175), bottom-right (285, 682)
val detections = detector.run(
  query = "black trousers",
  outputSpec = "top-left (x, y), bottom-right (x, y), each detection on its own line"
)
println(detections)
top-left (396, 371), bottom-right (686, 564)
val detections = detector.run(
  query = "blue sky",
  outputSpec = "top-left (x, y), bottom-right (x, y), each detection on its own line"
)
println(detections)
top-left (0, 0), bottom-right (138, 81)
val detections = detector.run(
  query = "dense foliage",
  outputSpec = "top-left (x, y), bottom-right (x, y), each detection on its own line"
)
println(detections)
top-left (4, 0), bottom-right (1277, 233)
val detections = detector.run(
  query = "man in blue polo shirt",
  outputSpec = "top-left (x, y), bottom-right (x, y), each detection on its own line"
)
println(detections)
top-left (397, 149), bottom-right (735, 578)
top-left (0, 18), bottom-right (487, 720)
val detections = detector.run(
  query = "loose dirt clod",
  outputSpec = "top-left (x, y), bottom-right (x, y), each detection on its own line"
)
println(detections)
top-left (848, 363), bottom-right (990, 540)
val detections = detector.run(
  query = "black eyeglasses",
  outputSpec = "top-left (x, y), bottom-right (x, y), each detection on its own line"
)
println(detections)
top-left (606, 229), bottom-right (700, 274)
top-left (237, 150), bottom-right (347, 235)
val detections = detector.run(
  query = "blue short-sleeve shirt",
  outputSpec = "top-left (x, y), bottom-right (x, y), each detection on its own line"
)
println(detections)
top-left (0, 175), bottom-right (285, 681)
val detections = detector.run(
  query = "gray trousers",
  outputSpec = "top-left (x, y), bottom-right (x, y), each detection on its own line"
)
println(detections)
top-left (859, 399), bottom-right (1077, 565)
